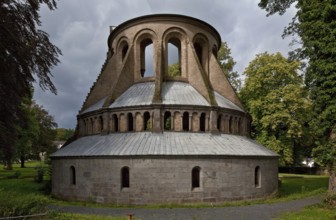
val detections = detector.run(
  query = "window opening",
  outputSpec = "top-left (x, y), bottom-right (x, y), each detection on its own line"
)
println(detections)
top-left (200, 113), bottom-right (206, 132)
top-left (217, 114), bottom-right (222, 131)
top-left (99, 115), bottom-right (103, 132)
top-left (121, 167), bottom-right (130, 188)
top-left (168, 38), bottom-right (181, 77)
top-left (122, 44), bottom-right (128, 61)
top-left (255, 166), bottom-right (261, 188)
top-left (140, 39), bottom-right (153, 77)
top-left (192, 167), bottom-right (200, 188)
top-left (194, 42), bottom-right (203, 67)
top-left (143, 112), bottom-right (151, 130)
top-left (127, 113), bottom-right (133, 131)
top-left (164, 111), bottom-right (172, 131)
top-left (183, 112), bottom-right (189, 131)
top-left (113, 114), bottom-right (118, 132)
top-left (70, 166), bottom-right (76, 185)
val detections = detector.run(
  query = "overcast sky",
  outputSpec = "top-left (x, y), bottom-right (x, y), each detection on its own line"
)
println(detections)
top-left (34, 0), bottom-right (296, 129)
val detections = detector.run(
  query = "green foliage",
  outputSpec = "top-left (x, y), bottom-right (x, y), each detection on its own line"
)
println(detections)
top-left (55, 128), bottom-right (75, 141)
top-left (34, 166), bottom-right (45, 183)
top-left (164, 117), bottom-right (172, 130)
top-left (259, 0), bottom-right (336, 191)
top-left (217, 42), bottom-right (242, 91)
top-left (168, 63), bottom-right (180, 77)
top-left (0, 190), bottom-right (48, 218)
top-left (240, 52), bottom-right (313, 166)
top-left (0, 0), bottom-right (61, 168)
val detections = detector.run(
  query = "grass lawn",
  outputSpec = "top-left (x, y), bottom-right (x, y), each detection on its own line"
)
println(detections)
top-left (0, 162), bottom-right (331, 219)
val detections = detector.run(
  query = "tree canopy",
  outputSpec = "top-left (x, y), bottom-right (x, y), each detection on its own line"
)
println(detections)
top-left (217, 42), bottom-right (242, 91)
top-left (240, 52), bottom-right (312, 166)
top-left (259, 0), bottom-right (336, 191)
top-left (0, 0), bottom-right (61, 168)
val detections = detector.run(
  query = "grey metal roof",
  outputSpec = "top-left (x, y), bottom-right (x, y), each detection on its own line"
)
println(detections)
top-left (214, 92), bottom-right (244, 112)
top-left (83, 82), bottom-right (244, 113)
top-left (162, 82), bottom-right (210, 106)
top-left (51, 132), bottom-right (278, 158)
top-left (81, 97), bottom-right (107, 114)
top-left (109, 82), bottom-right (155, 108)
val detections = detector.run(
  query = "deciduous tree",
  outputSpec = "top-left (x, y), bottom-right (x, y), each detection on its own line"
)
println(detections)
top-left (240, 52), bottom-right (312, 166)
top-left (0, 0), bottom-right (61, 168)
top-left (259, 0), bottom-right (336, 192)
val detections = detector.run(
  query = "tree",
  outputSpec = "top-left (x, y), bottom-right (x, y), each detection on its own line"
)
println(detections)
top-left (217, 42), bottom-right (242, 91)
top-left (240, 52), bottom-right (312, 166)
top-left (167, 63), bottom-right (180, 77)
top-left (16, 94), bottom-right (40, 168)
top-left (0, 0), bottom-right (61, 169)
top-left (55, 128), bottom-right (75, 141)
top-left (259, 0), bottom-right (336, 192)
top-left (32, 102), bottom-right (58, 157)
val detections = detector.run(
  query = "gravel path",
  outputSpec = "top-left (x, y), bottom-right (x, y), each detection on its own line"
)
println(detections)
top-left (49, 196), bottom-right (321, 220)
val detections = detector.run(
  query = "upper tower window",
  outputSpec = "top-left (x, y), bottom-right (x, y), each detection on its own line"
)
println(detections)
top-left (193, 35), bottom-right (208, 70)
top-left (140, 39), bottom-right (154, 78)
top-left (167, 38), bottom-right (181, 77)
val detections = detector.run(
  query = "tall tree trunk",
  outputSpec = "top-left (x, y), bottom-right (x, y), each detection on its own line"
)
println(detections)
top-left (20, 155), bottom-right (25, 168)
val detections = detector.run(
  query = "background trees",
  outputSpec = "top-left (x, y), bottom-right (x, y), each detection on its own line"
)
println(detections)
top-left (259, 0), bottom-right (336, 191)
top-left (0, 0), bottom-right (61, 168)
top-left (240, 52), bottom-right (312, 166)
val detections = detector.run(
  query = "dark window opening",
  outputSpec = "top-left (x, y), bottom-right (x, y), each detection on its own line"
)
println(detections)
top-left (121, 167), bottom-right (130, 188)
top-left (183, 112), bottom-right (189, 131)
top-left (217, 114), bottom-right (222, 131)
top-left (255, 166), bottom-right (261, 188)
top-left (229, 116), bottom-right (232, 134)
top-left (122, 44), bottom-right (129, 61)
top-left (194, 42), bottom-right (203, 67)
top-left (127, 113), bottom-right (133, 131)
top-left (113, 114), bottom-right (118, 132)
top-left (70, 166), bottom-right (76, 185)
top-left (192, 166), bottom-right (200, 188)
top-left (164, 111), bottom-right (172, 131)
top-left (144, 112), bottom-right (151, 130)
top-left (99, 115), bottom-right (103, 132)
top-left (200, 113), bottom-right (206, 132)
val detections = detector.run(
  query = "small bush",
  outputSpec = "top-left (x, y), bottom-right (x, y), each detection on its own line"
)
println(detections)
top-left (0, 190), bottom-right (48, 218)
top-left (34, 166), bottom-right (45, 183)
top-left (7, 171), bottom-right (21, 179)
top-left (324, 193), bottom-right (336, 208)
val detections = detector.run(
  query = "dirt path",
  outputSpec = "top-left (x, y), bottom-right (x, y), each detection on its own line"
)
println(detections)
top-left (49, 196), bottom-right (321, 220)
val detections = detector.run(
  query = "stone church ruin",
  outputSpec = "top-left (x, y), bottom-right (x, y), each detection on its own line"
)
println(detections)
top-left (51, 14), bottom-right (278, 204)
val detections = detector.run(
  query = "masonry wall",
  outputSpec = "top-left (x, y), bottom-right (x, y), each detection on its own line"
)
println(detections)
top-left (52, 157), bottom-right (278, 204)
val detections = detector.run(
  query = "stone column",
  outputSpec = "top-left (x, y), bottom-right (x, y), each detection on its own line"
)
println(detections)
top-left (152, 109), bottom-right (161, 132)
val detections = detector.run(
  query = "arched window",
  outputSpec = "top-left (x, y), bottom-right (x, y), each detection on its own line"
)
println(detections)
top-left (192, 166), bottom-right (200, 188)
top-left (255, 166), bottom-right (261, 188)
top-left (121, 167), bottom-right (130, 188)
top-left (122, 44), bottom-right (129, 61)
top-left (90, 118), bottom-right (94, 134)
top-left (194, 42), bottom-right (203, 67)
top-left (127, 113), bottom-right (133, 131)
top-left (99, 115), bottom-right (104, 132)
top-left (112, 114), bottom-right (118, 132)
top-left (217, 114), bottom-right (222, 131)
top-left (140, 39), bottom-right (154, 77)
top-left (200, 113), bottom-right (206, 132)
top-left (167, 38), bottom-right (181, 77)
top-left (183, 112), bottom-right (189, 131)
top-left (164, 111), bottom-right (172, 131)
top-left (70, 166), bottom-right (76, 185)
top-left (229, 116), bottom-right (233, 134)
top-left (143, 112), bottom-right (151, 130)
top-left (212, 44), bottom-right (218, 58)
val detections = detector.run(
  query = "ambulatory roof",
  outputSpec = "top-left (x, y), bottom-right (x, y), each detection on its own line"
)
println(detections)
top-left (51, 132), bottom-right (278, 158)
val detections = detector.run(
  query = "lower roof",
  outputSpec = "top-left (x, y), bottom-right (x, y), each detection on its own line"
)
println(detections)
top-left (51, 132), bottom-right (278, 158)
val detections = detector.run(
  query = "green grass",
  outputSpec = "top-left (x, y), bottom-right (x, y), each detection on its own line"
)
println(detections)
top-left (279, 205), bottom-right (336, 220)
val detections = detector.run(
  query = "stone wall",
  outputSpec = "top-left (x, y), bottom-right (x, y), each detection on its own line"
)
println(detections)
top-left (52, 157), bottom-right (278, 204)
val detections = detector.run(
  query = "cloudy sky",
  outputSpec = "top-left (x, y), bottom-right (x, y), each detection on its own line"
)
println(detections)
top-left (34, 0), bottom-right (296, 129)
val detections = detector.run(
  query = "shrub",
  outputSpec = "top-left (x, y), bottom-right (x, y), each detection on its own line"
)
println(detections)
top-left (34, 166), bottom-right (45, 183)
top-left (324, 193), bottom-right (336, 208)
top-left (0, 190), bottom-right (48, 218)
